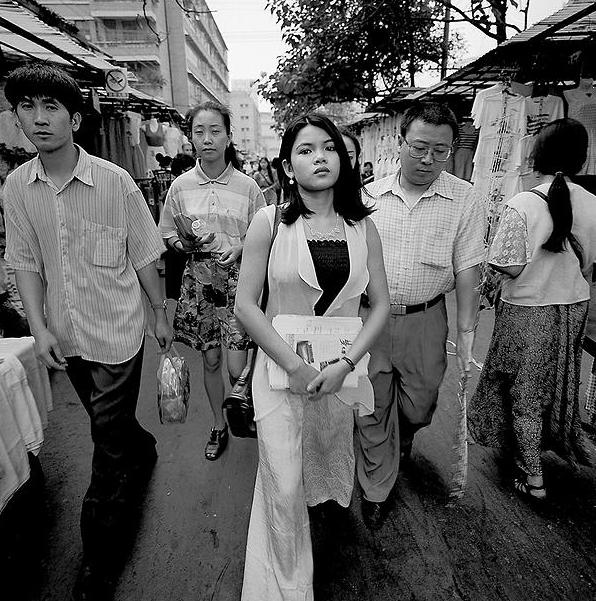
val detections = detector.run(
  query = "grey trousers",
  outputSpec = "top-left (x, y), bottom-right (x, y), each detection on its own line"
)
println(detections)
top-left (355, 299), bottom-right (448, 502)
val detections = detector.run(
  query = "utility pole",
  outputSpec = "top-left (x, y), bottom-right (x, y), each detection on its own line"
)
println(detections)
top-left (441, 3), bottom-right (451, 80)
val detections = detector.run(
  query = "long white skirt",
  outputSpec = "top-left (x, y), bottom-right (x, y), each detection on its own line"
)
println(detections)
top-left (241, 354), bottom-right (355, 601)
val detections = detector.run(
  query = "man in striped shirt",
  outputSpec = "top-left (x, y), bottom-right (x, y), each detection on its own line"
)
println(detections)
top-left (3, 64), bottom-right (172, 601)
top-left (356, 102), bottom-right (485, 527)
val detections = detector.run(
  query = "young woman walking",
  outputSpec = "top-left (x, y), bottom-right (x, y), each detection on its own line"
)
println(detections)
top-left (159, 101), bottom-right (266, 460)
top-left (469, 118), bottom-right (596, 501)
top-left (253, 156), bottom-right (279, 205)
top-left (235, 113), bottom-right (389, 600)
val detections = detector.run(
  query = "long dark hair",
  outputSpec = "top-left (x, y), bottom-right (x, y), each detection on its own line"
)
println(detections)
top-left (277, 113), bottom-right (372, 225)
top-left (258, 157), bottom-right (274, 182)
top-left (186, 101), bottom-right (242, 170)
top-left (532, 118), bottom-right (588, 260)
top-left (340, 129), bottom-right (363, 188)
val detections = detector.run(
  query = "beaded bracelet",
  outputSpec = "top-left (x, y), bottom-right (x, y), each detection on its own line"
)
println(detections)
top-left (341, 356), bottom-right (356, 371)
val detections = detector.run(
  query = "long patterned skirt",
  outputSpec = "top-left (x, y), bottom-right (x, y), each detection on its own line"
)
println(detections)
top-left (468, 300), bottom-right (593, 476)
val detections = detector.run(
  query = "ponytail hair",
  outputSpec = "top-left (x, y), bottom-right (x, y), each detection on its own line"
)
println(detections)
top-left (531, 118), bottom-right (588, 262)
top-left (186, 100), bottom-right (242, 171)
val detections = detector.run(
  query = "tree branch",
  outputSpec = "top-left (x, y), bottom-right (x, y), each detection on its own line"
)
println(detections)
top-left (434, 0), bottom-right (498, 40)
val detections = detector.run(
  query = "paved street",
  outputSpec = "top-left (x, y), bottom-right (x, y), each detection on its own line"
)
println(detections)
top-left (5, 294), bottom-right (596, 601)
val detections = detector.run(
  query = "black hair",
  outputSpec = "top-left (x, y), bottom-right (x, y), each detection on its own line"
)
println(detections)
top-left (340, 129), bottom-right (363, 188)
top-left (400, 101), bottom-right (458, 142)
top-left (278, 113), bottom-right (372, 225)
top-left (4, 63), bottom-right (84, 116)
top-left (171, 153), bottom-right (196, 177)
top-left (258, 156), bottom-right (274, 182)
top-left (363, 161), bottom-right (373, 169)
top-left (186, 101), bottom-right (241, 170)
top-left (532, 118), bottom-right (588, 260)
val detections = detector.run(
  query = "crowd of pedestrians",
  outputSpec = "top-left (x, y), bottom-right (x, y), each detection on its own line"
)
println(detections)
top-left (2, 62), bottom-right (596, 601)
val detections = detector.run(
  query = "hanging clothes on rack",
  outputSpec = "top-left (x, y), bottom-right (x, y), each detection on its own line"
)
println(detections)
top-left (519, 94), bottom-right (565, 190)
top-left (453, 120), bottom-right (478, 181)
top-left (141, 118), bottom-right (166, 173)
top-left (564, 79), bottom-right (596, 175)
top-left (126, 111), bottom-right (146, 180)
top-left (471, 82), bottom-right (527, 207)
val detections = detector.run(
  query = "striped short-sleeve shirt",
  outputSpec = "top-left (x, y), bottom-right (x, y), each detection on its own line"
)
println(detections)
top-left (4, 146), bottom-right (165, 364)
top-left (366, 167), bottom-right (486, 305)
top-left (159, 162), bottom-right (266, 252)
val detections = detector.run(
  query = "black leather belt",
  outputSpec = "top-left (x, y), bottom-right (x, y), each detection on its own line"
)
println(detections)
top-left (390, 294), bottom-right (444, 316)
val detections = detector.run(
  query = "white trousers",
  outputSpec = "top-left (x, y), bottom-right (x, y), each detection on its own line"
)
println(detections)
top-left (241, 396), bottom-right (314, 601)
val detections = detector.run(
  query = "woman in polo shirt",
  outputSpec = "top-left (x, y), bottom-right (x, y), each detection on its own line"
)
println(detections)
top-left (469, 118), bottom-right (596, 502)
top-left (160, 101), bottom-right (266, 460)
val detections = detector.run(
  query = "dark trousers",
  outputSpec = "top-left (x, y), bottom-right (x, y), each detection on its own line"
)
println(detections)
top-left (66, 342), bottom-right (156, 570)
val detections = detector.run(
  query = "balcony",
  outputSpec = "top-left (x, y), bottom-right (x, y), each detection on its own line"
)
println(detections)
top-left (91, 1), bottom-right (157, 22)
top-left (95, 38), bottom-right (160, 63)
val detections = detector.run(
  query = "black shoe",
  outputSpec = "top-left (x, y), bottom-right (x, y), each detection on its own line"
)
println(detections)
top-left (362, 498), bottom-right (387, 530)
top-left (205, 424), bottom-right (229, 461)
top-left (72, 561), bottom-right (114, 601)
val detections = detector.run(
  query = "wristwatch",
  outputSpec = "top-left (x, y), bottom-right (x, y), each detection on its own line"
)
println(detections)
top-left (151, 300), bottom-right (167, 311)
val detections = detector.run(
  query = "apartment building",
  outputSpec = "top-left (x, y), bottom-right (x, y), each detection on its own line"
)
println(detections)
top-left (258, 111), bottom-right (281, 159)
top-left (39, 0), bottom-right (229, 113)
top-left (229, 78), bottom-right (261, 157)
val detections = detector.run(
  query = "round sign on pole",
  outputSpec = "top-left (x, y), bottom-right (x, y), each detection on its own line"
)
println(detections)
top-left (105, 69), bottom-right (128, 95)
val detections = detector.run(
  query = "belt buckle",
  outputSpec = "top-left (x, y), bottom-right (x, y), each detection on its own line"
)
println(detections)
top-left (391, 303), bottom-right (407, 316)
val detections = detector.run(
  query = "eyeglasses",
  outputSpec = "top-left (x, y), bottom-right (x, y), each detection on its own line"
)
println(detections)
top-left (403, 140), bottom-right (452, 162)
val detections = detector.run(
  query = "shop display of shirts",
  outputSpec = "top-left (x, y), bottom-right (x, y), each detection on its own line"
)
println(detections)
top-left (142, 119), bottom-right (166, 173)
top-left (564, 81), bottom-right (596, 175)
top-left (453, 121), bottom-right (478, 181)
top-left (471, 83), bottom-right (527, 205)
top-left (519, 95), bottom-right (565, 190)
top-left (163, 124), bottom-right (183, 158)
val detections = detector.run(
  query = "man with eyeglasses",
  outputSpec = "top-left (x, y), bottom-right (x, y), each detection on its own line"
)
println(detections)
top-left (356, 102), bottom-right (485, 527)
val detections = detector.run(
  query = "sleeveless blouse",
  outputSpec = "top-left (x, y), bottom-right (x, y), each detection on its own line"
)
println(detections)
top-left (252, 205), bottom-right (374, 506)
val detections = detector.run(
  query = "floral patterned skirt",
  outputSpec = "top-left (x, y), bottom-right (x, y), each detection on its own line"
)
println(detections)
top-left (468, 300), bottom-right (593, 474)
top-left (173, 255), bottom-right (250, 352)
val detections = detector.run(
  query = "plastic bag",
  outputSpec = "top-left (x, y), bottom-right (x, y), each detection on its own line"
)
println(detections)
top-left (157, 348), bottom-right (190, 424)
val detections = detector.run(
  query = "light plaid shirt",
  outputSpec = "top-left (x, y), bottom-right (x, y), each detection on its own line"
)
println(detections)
top-left (4, 147), bottom-right (165, 364)
top-left (366, 167), bottom-right (486, 305)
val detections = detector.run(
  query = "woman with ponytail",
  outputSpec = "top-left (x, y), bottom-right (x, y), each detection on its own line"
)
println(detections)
top-left (159, 101), bottom-right (266, 460)
top-left (469, 118), bottom-right (596, 502)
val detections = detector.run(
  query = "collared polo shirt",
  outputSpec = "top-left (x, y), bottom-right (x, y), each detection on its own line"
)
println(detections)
top-left (159, 162), bottom-right (266, 252)
top-left (365, 166), bottom-right (486, 305)
top-left (4, 146), bottom-right (165, 364)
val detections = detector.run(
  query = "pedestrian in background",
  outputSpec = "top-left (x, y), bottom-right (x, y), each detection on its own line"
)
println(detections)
top-left (341, 129), bottom-right (364, 187)
top-left (356, 101), bottom-right (485, 527)
top-left (159, 101), bottom-right (266, 461)
top-left (469, 118), bottom-right (596, 501)
top-left (235, 113), bottom-right (389, 601)
top-left (253, 156), bottom-right (278, 205)
top-left (3, 63), bottom-right (173, 601)
top-left (362, 161), bottom-right (375, 184)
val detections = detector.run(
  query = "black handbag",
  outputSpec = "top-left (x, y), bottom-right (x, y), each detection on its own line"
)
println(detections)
top-left (223, 206), bottom-right (281, 438)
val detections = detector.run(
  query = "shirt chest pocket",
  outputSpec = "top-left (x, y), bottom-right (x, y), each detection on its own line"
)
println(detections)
top-left (83, 220), bottom-right (126, 268)
top-left (420, 227), bottom-right (452, 269)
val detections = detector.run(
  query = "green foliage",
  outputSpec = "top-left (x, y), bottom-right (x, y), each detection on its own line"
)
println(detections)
top-left (261, 0), bottom-right (451, 126)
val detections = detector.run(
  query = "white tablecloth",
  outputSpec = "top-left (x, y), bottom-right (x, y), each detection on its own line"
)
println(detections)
top-left (0, 337), bottom-right (52, 513)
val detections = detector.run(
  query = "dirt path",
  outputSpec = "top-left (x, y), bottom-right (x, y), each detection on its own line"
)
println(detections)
top-left (4, 294), bottom-right (596, 601)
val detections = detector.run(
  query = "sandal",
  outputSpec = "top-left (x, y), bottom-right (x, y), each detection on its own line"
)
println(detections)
top-left (205, 425), bottom-right (229, 461)
top-left (513, 476), bottom-right (547, 501)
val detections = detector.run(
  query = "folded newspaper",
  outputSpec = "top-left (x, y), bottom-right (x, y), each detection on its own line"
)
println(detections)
top-left (268, 314), bottom-right (368, 389)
